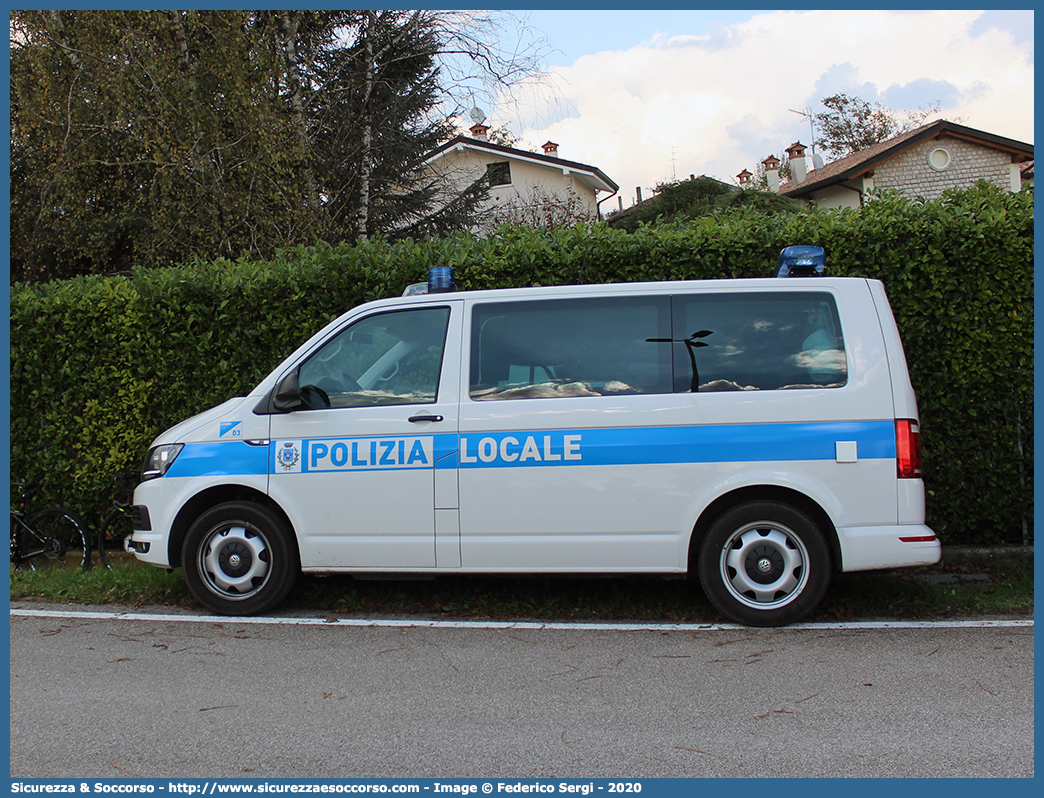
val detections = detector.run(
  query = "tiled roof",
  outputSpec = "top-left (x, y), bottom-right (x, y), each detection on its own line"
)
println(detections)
top-left (780, 120), bottom-right (1033, 198)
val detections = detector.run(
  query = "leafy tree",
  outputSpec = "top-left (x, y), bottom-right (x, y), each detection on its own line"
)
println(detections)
top-left (606, 176), bottom-right (798, 232)
top-left (480, 185), bottom-right (593, 233)
top-left (814, 93), bottom-right (942, 160)
top-left (253, 10), bottom-right (356, 214)
top-left (320, 10), bottom-right (546, 241)
top-left (310, 11), bottom-right (490, 242)
top-left (486, 126), bottom-right (519, 147)
top-left (716, 188), bottom-right (804, 214)
top-left (9, 10), bottom-right (547, 282)
top-left (10, 10), bottom-right (315, 282)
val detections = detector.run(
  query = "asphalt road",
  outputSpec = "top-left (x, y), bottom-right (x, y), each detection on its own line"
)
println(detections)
top-left (9, 606), bottom-right (1034, 779)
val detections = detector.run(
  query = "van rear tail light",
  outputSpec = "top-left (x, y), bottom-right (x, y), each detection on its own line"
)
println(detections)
top-left (896, 420), bottom-right (922, 478)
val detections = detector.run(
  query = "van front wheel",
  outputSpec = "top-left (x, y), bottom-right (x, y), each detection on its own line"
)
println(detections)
top-left (698, 501), bottom-right (830, 627)
top-left (182, 501), bottom-right (299, 616)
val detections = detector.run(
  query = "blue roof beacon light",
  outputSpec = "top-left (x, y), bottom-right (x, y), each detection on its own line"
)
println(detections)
top-left (402, 266), bottom-right (457, 296)
top-left (776, 245), bottom-right (826, 277)
top-left (427, 266), bottom-right (456, 294)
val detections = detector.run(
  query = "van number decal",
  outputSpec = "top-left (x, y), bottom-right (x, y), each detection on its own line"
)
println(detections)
top-left (274, 437), bottom-right (434, 474)
top-left (219, 421), bottom-right (242, 438)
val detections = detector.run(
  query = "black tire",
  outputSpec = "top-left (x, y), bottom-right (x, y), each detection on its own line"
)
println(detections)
top-left (24, 508), bottom-right (91, 571)
top-left (698, 501), bottom-right (830, 627)
top-left (181, 501), bottom-right (299, 616)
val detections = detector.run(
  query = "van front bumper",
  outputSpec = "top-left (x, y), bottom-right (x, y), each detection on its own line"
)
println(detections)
top-left (127, 528), bottom-right (171, 567)
top-left (124, 536), bottom-right (149, 555)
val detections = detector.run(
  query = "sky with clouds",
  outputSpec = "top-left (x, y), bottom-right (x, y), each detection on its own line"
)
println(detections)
top-left (471, 9), bottom-right (1034, 206)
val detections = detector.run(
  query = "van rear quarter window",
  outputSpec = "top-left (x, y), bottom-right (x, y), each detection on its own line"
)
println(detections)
top-left (468, 291), bottom-right (847, 400)
top-left (674, 292), bottom-right (847, 391)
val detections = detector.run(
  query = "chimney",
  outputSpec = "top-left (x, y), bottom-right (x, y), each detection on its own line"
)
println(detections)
top-left (636, 186), bottom-right (643, 204)
top-left (762, 154), bottom-right (781, 192)
top-left (469, 122), bottom-right (489, 141)
top-left (542, 141), bottom-right (559, 158)
top-left (786, 141), bottom-right (808, 185)
top-left (737, 169), bottom-right (753, 187)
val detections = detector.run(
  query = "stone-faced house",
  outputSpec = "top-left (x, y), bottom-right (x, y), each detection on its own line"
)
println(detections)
top-left (421, 124), bottom-right (618, 230)
top-left (750, 120), bottom-right (1033, 209)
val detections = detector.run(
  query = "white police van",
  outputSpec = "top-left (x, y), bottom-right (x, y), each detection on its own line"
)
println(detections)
top-left (128, 247), bottom-right (939, 626)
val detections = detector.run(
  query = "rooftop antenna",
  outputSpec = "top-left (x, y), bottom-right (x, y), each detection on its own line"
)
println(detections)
top-left (789, 107), bottom-right (817, 162)
top-left (670, 147), bottom-right (678, 180)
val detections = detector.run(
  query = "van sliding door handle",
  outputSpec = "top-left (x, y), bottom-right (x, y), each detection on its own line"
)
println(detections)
top-left (408, 413), bottom-right (444, 423)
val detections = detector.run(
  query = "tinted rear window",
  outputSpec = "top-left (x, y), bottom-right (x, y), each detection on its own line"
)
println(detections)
top-left (470, 295), bottom-right (673, 400)
top-left (468, 290), bottom-right (847, 400)
top-left (672, 292), bottom-right (847, 391)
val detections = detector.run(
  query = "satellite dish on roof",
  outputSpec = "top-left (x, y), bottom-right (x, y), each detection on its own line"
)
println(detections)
top-left (469, 106), bottom-right (487, 125)
top-left (812, 153), bottom-right (825, 170)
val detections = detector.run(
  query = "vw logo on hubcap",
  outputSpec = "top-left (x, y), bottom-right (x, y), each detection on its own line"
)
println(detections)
top-left (227, 553), bottom-right (242, 569)
top-left (757, 557), bottom-right (773, 574)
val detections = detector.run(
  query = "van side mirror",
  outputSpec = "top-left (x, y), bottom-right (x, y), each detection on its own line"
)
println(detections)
top-left (272, 370), bottom-right (303, 412)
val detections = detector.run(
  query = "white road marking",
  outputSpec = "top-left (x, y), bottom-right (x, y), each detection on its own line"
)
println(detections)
top-left (8, 607), bottom-right (1033, 631)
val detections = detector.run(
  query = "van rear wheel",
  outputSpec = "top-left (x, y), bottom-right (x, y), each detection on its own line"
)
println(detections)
top-left (182, 501), bottom-right (299, 616)
top-left (698, 501), bottom-right (829, 627)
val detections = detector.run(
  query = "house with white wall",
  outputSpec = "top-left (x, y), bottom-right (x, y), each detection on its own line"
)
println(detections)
top-left (422, 124), bottom-right (618, 231)
top-left (745, 121), bottom-right (1033, 210)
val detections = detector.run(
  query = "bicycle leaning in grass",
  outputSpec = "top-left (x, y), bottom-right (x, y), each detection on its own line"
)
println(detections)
top-left (96, 472), bottom-right (139, 569)
top-left (10, 481), bottom-right (91, 570)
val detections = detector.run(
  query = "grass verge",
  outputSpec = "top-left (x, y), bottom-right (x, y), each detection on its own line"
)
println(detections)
top-left (10, 554), bottom-right (1033, 623)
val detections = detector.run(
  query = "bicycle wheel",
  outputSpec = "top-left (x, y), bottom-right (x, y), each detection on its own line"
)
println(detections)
top-left (97, 509), bottom-right (132, 569)
top-left (23, 508), bottom-right (91, 571)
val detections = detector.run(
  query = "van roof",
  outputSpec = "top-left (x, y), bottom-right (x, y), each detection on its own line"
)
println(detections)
top-left (387, 276), bottom-right (870, 308)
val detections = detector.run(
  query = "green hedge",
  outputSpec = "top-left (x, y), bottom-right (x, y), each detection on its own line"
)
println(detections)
top-left (10, 183), bottom-right (1033, 545)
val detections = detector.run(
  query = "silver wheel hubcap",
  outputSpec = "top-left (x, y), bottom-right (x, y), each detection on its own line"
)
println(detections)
top-left (199, 522), bottom-right (271, 600)
top-left (719, 521), bottom-right (810, 610)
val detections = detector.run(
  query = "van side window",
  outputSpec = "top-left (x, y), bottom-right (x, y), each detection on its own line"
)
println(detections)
top-left (672, 292), bottom-right (847, 392)
top-left (298, 307), bottom-right (450, 408)
top-left (469, 296), bottom-right (672, 400)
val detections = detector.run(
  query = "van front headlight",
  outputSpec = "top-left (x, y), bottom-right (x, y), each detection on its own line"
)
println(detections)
top-left (142, 443), bottom-right (184, 480)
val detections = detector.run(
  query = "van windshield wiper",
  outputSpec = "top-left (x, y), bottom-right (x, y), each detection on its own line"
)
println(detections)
top-left (646, 330), bottom-right (713, 392)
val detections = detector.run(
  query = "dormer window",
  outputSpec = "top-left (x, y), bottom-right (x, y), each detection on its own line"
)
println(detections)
top-left (486, 161), bottom-right (511, 186)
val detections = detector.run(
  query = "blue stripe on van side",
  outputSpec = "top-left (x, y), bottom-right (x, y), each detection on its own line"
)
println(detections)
top-left (457, 421), bottom-right (896, 469)
top-left (164, 421), bottom-right (895, 478)
top-left (165, 441), bottom-right (270, 478)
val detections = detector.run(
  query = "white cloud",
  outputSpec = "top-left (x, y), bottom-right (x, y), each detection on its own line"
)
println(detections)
top-left (488, 9), bottom-right (1034, 203)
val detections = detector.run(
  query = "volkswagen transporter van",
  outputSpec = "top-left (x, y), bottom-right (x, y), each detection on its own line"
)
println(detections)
top-left (128, 248), bottom-right (939, 626)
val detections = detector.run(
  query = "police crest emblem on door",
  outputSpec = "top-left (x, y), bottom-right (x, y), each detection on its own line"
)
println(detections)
top-left (276, 441), bottom-right (302, 473)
